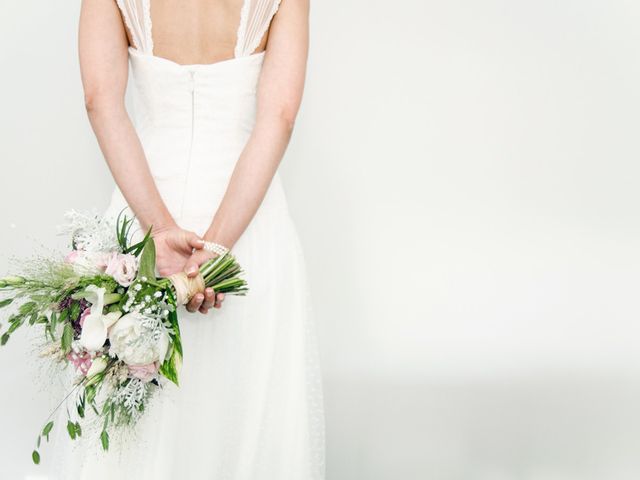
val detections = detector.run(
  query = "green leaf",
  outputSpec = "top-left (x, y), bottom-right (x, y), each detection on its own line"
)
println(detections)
top-left (137, 237), bottom-right (157, 281)
top-left (67, 420), bottom-right (77, 440)
top-left (0, 333), bottom-right (10, 346)
top-left (19, 301), bottom-right (36, 315)
top-left (100, 430), bottom-right (109, 451)
top-left (42, 421), bottom-right (54, 437)
top-left (36, 436), bottom-right (41, 448)
top-left (159, 345), bottom-right (182, 386)
top-left (75, 422), bottom-right (82, 437)
top-left (0, 298), bottom-right (13, 308)
top-left (70, 302), bottom-right (81, 321)
top-left (85, 385), bottom-right (97, 404)
top-left (32, 450), bottom-right (40, 465)
top-left (61, 323), bottom-right (74, 354)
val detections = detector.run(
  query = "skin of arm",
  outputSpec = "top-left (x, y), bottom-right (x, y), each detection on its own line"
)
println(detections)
top-left (78, 0), bottom-right (219, 312)
top-left (184, 0), bottom-right (310, 275)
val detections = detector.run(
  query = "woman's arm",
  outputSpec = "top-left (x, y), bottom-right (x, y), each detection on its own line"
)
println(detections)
top-left (79, 0), bottom-right (174, 234)
top-left (185, 0), bottom-right (310, 275)
top-left (78, 0), bottom-right (208, 281)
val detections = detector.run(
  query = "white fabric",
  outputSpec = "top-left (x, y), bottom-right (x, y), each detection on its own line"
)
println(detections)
top-left (115, 0), bottom-right (282, 58)
top-left (116, 0), bottom-right (153, 54)
top-left (50, 3), bottom-right (324, 479)
top-left (235, 0), bottom-right (283, 57)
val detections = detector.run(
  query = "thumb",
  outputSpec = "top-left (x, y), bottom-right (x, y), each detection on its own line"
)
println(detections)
top-left (184, 260), bottom-right (199, 278)
top-left (186, 232), bottom-right (205, 250)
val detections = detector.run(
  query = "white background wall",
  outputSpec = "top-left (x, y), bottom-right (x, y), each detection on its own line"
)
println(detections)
top-left (1, 1), bottom-right (640, 479)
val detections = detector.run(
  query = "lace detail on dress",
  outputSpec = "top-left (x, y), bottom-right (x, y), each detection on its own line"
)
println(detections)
top-left (116, 0), bottom-right (154, 54)
top-left (234, 0), bottom-right (282, 58)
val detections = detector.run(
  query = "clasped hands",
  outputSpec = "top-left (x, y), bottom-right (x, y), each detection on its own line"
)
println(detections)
top-left (153, 226), bottom-right (226, 314)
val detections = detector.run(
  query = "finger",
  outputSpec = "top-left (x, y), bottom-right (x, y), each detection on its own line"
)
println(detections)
top-left (201, 288), bottom-right (216, 310)
top-left (187, 231), bottom-right (205, 251)
top-left (214, 292), bottom-right (225, 309)
top-left (184, 261), bottom-right (199, 278)
top-left (199, 305), bottom-right (209, 314)
top-left (186, 293), bottom-right (204, 313)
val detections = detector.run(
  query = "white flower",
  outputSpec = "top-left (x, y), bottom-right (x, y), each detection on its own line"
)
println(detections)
top-left (105, 253), bottom-right (139, 287)
top-left (79, 286), bottom-right (122, 351)
top-left (108, 312), bottom-right (169, 366)
top-left (86, 356), bottom-right (108, 378)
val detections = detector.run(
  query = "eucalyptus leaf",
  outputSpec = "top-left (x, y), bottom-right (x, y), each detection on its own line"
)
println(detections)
top-left (32, 450), bottom-right (40, 465)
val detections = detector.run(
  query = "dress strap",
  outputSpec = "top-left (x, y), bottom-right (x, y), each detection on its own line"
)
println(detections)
top-left (234, 0), bottom-right (282, 58)
top-left (116, 0), bottom-right (154, 54)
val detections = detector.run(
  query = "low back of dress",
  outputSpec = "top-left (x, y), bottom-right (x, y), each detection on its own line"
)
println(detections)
top-left (116, 0), bottom-right (282, 64)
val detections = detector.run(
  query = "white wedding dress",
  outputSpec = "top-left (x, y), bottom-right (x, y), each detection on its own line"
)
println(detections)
top-left (49, 1), bottom-right (324, 478)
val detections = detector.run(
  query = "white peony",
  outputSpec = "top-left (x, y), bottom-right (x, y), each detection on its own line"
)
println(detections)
top-left (79, 285), bottom-right (122, 351)
top-left (108, 312), bottom-right (169, 366)
top-left (105, 252), bottom-right (139, 287)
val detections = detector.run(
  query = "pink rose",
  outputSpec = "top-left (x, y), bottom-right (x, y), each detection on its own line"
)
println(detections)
top-left (64, 251), bottom-right (109, 274)
top-left (128, 362), bottom-right (159, 383)
top-left (105, 253), bottom-right (138, 287)
top-left (67, 350), bottom-right (94, 376)
top-left (64, 251), bottom-right (80, 264)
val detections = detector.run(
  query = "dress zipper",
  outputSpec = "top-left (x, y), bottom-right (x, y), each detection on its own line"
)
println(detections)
top-left (180, 70), bottom-right (197, 218)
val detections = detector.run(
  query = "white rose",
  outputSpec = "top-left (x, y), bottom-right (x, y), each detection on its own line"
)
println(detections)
top-left (105, 253), bottom-right (139, 287)
top-left (108, 312), bottom-right (169, 366)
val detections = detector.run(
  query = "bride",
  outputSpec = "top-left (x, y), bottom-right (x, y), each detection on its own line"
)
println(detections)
top-left (49, 0), bottom-right (324, 478)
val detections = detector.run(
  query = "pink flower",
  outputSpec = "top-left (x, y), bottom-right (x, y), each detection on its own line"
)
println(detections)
top-left (128, 362), bottom-right (159, 383)
top-left (105, 253), bottom-right (139, 287)
top-left (79, 307), bottom-right (91, 328)
top-left (64, 251), bottom-right (110, 275)
top-left (67, 350), bottom-right (94, 376)
top-left (64, 251), bottom-right (80, 264)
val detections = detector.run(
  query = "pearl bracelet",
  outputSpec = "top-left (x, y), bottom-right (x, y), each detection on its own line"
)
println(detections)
top-left (203, 241), bottom-right (229, 256)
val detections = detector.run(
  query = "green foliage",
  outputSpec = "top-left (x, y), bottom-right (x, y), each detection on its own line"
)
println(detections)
top-left (137, 238), bottom-right (157, 282)
top-left (32, 450), bottom-right (40, 465)
top-left (100, 429), bottom-right (109, 451)
top-left (0, 298), bottom-right (13, 308)
top-left (116, 210), bottom-right (153, 256)
top-left (61, 323), bottom-right (74, 354)
top-left (42, 421), bottom-right (54, 440)
top-left (67, 420), bottom-right (78, 440)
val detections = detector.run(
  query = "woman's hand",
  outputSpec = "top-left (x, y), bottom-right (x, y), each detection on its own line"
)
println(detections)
top-left (184, 249), bottom-right (225, 314)
top-left (153, 226), bottom-right (204, 277)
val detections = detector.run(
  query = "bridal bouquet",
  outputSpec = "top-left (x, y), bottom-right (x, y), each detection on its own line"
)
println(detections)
top-left (0, 211), bottom-right (247, 464)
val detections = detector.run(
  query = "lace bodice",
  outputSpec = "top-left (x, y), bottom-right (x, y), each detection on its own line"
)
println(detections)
top-left (116, 0), bottom-right (282, 60)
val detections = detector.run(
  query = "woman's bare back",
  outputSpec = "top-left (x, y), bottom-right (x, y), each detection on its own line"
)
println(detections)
top-left (117, 0), bottom-right (273, 65)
